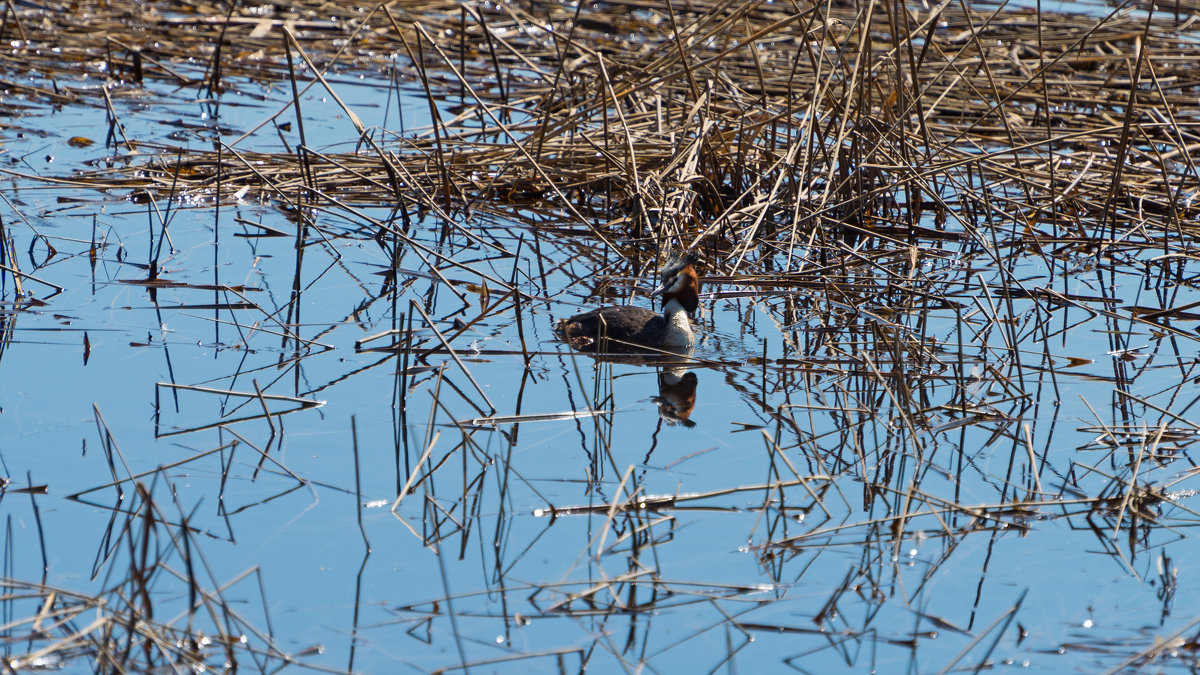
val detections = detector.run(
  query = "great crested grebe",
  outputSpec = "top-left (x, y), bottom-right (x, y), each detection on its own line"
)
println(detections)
top-left (556, 252), bottom-right (700, 352)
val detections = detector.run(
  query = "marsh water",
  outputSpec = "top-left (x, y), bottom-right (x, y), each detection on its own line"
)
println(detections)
top-left (3, 0), bottom-right (1200, 673)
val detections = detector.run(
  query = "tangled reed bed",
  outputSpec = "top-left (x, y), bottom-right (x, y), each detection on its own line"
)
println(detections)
top-left (17, 0), bottom-right (1200, 257)
top-left (23, 0), bottom-right (1200, 391)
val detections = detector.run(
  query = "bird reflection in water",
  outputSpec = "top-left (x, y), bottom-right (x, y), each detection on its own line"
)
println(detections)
top-left (653, 364), bottom-right (698, 428)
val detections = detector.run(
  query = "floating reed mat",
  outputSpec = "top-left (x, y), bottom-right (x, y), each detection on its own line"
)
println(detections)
top-left (5, 0), bottom-right (1200, 265)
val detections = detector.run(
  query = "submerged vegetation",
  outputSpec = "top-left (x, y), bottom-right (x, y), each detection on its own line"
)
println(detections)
top-left (3, 0), bottom-right (1200, 671)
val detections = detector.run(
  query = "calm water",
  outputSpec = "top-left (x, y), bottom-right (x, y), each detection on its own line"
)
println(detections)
top-left (2, 23), bottom-right (1199, 675)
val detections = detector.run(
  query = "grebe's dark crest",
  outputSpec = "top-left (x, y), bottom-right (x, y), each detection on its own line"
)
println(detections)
top-left (556, 252), bottom-right (701, 352)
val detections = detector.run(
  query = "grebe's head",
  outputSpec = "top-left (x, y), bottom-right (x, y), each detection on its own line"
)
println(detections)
top-left (650, 252), bottom-right (700, 315)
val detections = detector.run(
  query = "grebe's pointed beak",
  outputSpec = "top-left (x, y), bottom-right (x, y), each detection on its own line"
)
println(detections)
top-left (650, 283), bottom-right (666, 297)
